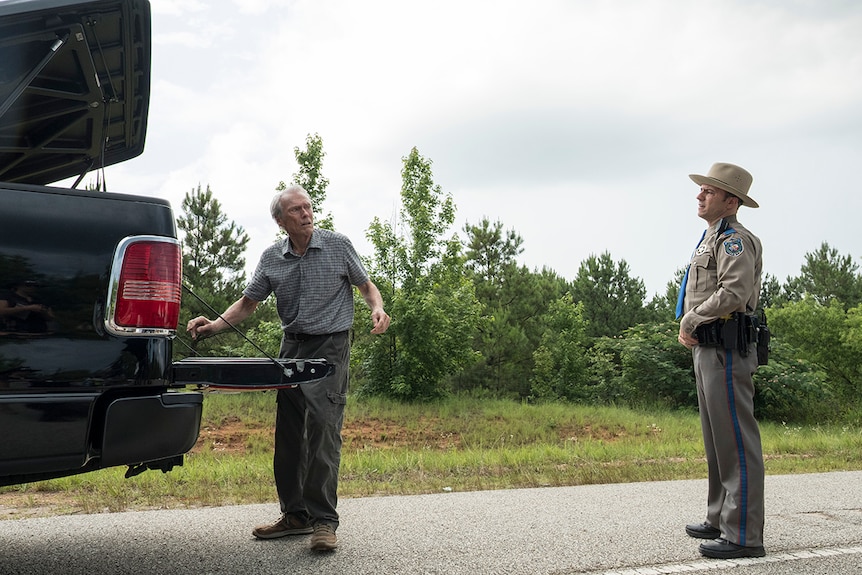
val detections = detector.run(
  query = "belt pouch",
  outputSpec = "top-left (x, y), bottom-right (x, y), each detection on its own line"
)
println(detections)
top-left (721, 317), bottom-right (738, 350)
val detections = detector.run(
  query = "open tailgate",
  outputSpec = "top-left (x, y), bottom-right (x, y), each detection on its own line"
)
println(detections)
top-left (171, 357), bottom-right (335, 390)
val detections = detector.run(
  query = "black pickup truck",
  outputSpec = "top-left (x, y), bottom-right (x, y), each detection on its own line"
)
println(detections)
top-left (1, 0), bottom-right (327, 488)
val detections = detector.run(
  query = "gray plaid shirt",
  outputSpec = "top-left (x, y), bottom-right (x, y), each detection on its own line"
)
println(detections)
top-left (244, 229), bottom-right (369, 334)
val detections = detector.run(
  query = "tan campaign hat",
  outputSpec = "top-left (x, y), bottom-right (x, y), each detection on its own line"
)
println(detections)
top-left (689, 162), bottom-right (759, 208)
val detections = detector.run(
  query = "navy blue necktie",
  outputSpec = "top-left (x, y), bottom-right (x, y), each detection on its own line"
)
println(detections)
top-left (675, 229), bottom-right (707, 319)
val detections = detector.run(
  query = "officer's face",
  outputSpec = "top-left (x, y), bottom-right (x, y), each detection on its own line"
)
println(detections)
top-left (696, 185), bottom-right (737, 224)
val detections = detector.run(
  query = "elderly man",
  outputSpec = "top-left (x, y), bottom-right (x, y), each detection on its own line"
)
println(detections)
top-left (188, 185), bottom-right (390, 552)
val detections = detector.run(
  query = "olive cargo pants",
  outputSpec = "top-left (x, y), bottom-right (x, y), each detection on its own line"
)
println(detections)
top-left (274, 331), bottom-right (350, 528)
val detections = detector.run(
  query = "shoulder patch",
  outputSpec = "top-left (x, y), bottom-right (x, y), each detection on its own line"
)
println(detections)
top-left (724, 238), bottom-right (744, 257)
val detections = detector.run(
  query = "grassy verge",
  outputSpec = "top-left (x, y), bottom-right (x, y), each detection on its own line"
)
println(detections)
top-left (2, 392), bottom-right (861, 518)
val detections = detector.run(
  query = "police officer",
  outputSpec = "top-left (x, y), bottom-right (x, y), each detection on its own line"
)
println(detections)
top-left (676, 162), bottom-right (765, 559)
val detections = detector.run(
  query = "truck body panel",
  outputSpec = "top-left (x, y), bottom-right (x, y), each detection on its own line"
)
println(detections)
top-left (0, 182), bottom-right (201, 486)
top-left (1, 0), bottom-right (332, 489)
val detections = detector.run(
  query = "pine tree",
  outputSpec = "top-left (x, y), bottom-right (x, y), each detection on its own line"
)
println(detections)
top-left (176, 184), bottom-right (250, 356)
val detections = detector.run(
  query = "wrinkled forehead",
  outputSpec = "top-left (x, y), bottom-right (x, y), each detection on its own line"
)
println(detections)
top-left (282, 191), bottom-right (312, 207)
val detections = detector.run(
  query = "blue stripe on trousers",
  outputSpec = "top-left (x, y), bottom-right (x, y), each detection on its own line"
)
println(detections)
top-left (724, 349), bottom-right (748, 545)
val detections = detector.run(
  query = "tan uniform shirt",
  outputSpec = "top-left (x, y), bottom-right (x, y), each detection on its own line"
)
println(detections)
top-left (680, 214), bottom-right (762, 335)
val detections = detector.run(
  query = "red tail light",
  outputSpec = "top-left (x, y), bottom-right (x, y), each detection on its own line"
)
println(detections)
top-left (107, 237), bottom-right (182, 335)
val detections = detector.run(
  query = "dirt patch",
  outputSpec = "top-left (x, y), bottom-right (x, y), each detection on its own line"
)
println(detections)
top-left (0, 493), bottom-right (78, 519)
top-left (193, 416), bottom-right (269, 455)
top-left (342, 417), bottom-right (462, 450)
top-left (192, 416), bottom-right (620, 455)
top-left (192, 415), bottom-right (463, 455)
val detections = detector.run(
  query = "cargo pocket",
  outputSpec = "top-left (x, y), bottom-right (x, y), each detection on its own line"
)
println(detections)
top-left (325, 391), bottom-right (347, 428)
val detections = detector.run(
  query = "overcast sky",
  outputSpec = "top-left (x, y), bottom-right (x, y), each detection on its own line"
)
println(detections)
top-left (93, 0), bottom-right (862, 298)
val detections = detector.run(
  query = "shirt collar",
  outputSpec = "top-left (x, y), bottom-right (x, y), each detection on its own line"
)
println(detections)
top-left (710, 214), bottom-right (738, 234)
top-left (280, 230), bottom-right (321, 257)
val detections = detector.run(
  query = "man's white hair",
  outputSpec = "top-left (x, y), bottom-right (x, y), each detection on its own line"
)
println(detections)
top-left (270, 185), bottom-right (310, 220)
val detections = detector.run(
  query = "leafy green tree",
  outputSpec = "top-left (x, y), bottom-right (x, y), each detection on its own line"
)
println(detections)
top-left (759, 273), bottom-right (783, 309)
top-left (176, 184), bottom-right (250, 357)
top-left (461, 218), bottom-right (524, 395)
top-left (571, 251), bottom-right (648, 338)
top-left (769, 297), bottom-right (862, 402)
top-left (618, 321), bottom-right (697, 409)
top-left (464, 218), bottom-right (523, 301)
top-left (530, 294), bottom-right (591, 401)
top-left (179, 184), bottom-right (249, 296)
top-left (470, 266), bottom-right (569, 398)
top-left (645, 268), bottom-right (685, 322)
top-left (584, 338), bottom-right (629, 405)
top-left (355, 147), bottom-right (481, 400)
top-left (588, 320), bottom-right (695, 410)
top-left (460, 218), bottom-right (569, 397)
top-left (845, 303), bottom-right (862, 356)
top-left (783, 242), bottom-right (862, 309)
top-left (751, 339), bottom-right (834, 423)
top-left (276, 132), bottom-right (334, 230)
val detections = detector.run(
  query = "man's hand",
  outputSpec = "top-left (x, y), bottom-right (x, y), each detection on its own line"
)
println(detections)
top-left (678, 325), bottom-right (698, 349)
top-left (187, 316), bottom-right (213, 341)
top-left (370, 308), bottom-right (390, 334)
top-left (357, 280), bottom-right (390, 335)
top-left (185, 296), bottom-right (258, 341)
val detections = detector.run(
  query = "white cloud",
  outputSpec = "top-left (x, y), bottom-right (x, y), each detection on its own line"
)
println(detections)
top-left (90, 0), bottom-right (862, 297)
top-left (149, 0), bottom-right (208, 17)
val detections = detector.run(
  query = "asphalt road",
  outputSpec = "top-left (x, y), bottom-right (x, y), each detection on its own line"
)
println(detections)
top-left (1, 470), bottom-right (860, 575)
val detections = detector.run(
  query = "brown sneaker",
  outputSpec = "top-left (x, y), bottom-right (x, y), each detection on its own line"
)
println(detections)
top-left (252, 514), bottom-right (313, 539)
top-left (310, 523), bottom-right (338, 551)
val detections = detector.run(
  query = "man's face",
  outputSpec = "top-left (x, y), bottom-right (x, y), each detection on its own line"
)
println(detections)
top-left (276, 193), bottom-right (314, 236)
top-left (696, 185), bottom-right (736, 224)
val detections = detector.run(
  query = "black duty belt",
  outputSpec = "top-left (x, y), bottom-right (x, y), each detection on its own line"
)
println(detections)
top-left (695, 313), bottom-right (758, 357)
top-left (283, 330), bottom-right (348, 341)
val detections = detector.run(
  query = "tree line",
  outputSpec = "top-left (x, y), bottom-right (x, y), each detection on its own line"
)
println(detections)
top-left (176, 134), bottom-right (862, 425)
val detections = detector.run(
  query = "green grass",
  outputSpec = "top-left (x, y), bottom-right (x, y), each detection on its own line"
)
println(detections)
top-left (2, 393), bottom-right (861, 518)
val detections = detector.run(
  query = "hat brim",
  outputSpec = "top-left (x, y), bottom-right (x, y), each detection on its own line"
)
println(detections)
top-left (689, 174), bottom-right (759, 208)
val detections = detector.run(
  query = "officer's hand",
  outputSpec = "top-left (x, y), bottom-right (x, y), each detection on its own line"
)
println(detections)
top-left (678, 325), bottom-right (698, 349)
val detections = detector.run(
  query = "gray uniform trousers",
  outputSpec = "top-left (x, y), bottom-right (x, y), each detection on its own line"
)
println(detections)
top-left (692, 342), bottom-right (765, 548)
top-left (274, 331), bottom-right (350, 529)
